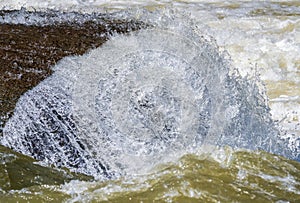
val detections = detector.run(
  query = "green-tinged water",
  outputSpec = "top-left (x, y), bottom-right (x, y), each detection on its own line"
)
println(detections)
top-left (0, 145), bottom-right (299, 202)
top-left (0, 141), bottom-right (95, 189)
top-left (0, 1), bottom-right (299, 202)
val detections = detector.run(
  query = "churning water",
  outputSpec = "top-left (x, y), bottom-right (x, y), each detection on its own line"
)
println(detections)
top-left (1, 10), bottom-right (294, 177)
top-left (0, 1), bottom-right (299, 202)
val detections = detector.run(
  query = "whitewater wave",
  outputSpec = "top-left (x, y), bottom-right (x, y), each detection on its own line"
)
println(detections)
top-left (0, 10), bottom-right (295, 179)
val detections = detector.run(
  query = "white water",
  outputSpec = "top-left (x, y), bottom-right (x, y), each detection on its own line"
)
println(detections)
top-left (0, 1), bottom-right (299, 178)
top-left (1, 8), bottom-right (297, 180)
top-left (1, 1), bottom-right (298, 130)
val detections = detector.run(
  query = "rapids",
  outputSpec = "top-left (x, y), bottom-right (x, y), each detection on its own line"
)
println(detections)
top-left (0, 10), bottom-right (295, 179)
top-left (0, 1), bottom-right (299, 202)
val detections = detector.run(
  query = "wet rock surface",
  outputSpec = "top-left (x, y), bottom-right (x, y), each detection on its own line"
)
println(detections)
top-left (0, 9), bottom-right (143, 131)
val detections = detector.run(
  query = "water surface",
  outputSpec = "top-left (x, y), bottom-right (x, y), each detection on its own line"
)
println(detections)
top-left (0, 1), bottom-right (299, 202)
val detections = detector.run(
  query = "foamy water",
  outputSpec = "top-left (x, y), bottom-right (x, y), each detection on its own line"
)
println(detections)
top-left (0, 10), bottom-right (286, 177)
top-left (1, 1), bottom-right (298, 138)
top-left (0, 1), bottom-right (299, 201)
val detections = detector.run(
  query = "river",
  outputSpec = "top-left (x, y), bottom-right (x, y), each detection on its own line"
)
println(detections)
top-left (0, 1), bottom-right (299, 202)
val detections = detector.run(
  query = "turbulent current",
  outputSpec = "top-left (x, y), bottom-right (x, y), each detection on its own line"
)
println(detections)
top-left (0, 1), bottom-right (300, 201)
top-left (0, 10), bottom-right (296, 180)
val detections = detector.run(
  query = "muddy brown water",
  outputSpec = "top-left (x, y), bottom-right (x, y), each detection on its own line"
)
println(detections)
top-left (0, 10), bottom-right (143, 131)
